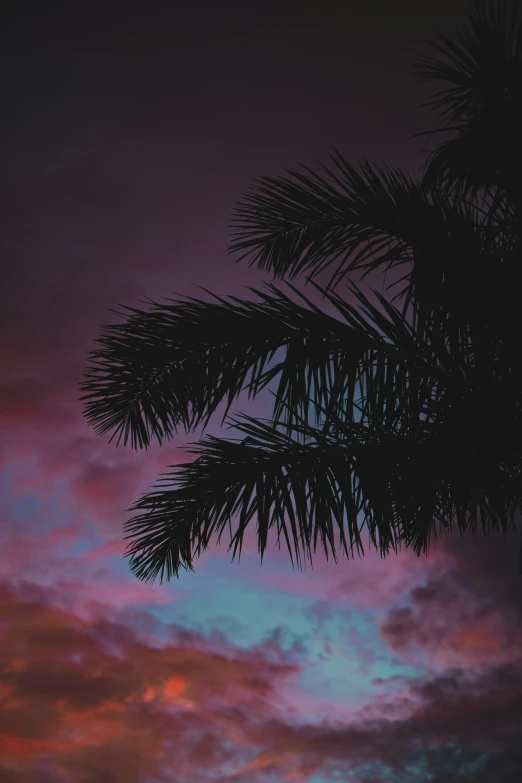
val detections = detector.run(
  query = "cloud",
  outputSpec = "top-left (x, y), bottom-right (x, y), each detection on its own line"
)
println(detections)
top-left (1, 575), bottom-right (522, 783)
top-left (0, 512), bottom-right (173, 620)
top-left (0, 430), bottom-right (191, 543)
top-left (380, 531), bottom-right (522, 669)
top-left (250, 541), bottom-right (447, 614)
top-left (0, 579), bottom-right (300, 783)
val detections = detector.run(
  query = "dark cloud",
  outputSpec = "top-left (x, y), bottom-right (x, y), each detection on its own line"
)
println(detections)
top-left (380, 531), bottom-right (522, 667)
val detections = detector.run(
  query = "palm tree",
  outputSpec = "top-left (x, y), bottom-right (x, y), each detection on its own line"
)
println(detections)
top-left (80, 0), bottom-right (522, 583)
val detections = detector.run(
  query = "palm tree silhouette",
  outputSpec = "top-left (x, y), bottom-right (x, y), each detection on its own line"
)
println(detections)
top-left (81, 0), bottom-right (522, 583)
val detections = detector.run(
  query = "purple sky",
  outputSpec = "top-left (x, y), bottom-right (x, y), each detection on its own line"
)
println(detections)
top-left (2, 2), bottom-right (522, 782)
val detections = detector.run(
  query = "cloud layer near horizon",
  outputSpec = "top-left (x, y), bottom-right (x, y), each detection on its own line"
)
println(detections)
top-left (1, 529), bottom-right (522, 782)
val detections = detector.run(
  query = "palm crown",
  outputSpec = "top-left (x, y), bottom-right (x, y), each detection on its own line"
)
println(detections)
top-left (81, 0), bottom-right (522, 583)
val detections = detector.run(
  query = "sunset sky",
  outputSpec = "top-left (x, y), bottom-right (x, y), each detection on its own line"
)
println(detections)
top-left (2, 1), bottom-right (522, 781)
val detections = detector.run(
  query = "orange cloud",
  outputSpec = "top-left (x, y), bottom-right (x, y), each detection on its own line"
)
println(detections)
top-left (0, 580), bottom-right (302, 782)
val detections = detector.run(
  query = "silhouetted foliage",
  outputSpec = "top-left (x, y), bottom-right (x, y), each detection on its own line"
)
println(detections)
top-left (81, 0), bottom-right (522, 582)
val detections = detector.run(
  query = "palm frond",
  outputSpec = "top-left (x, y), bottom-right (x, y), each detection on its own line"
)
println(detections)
top-left (229, 156), bottom-right (422, 289)
top-left (124, 409), bottom-right (522, 583)
top-left (413, 0), bottom-right (522, 204)
top-left (229, 153), bottom-right (489, 308)
top-left (80, 283), bottom-right (407, 449)
top-left (123, 415), bottom-right (395, 583)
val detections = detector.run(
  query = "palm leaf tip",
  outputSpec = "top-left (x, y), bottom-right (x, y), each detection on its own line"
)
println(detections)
top-left (123, 494), bottom-right (196, 583)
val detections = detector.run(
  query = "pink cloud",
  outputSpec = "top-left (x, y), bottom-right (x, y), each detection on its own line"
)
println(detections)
top-left (247, 542), bottom-right (447, 611)
top-left (79, 538), bottom-right (125, 563)
top-left (0, 518), bottom-right (172, 621)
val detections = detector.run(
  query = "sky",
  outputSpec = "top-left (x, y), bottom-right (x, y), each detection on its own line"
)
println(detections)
top-left (1, 1), bottom-right (522, 781)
